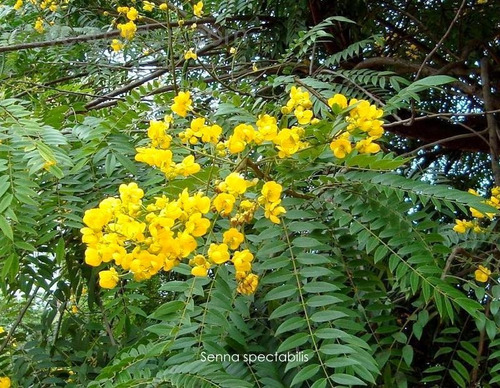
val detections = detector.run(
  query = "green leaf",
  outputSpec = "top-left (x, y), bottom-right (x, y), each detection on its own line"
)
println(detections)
top-left (0, 214), bottom-right (13, 240)
top-left (149, 301), bottom-right (185, 319)
top-left (277, 332), bottom-right (309, 353)
top-left (402, 345), bottom-right (413, 366)
top-left (264, 284), bottom-right (297, 301)
top-left (290, 364), bottom-right (320, 386)
top-left (310, 310), bottom-right (348, 323)
top-left (331, 374), bottom-right (367, 386)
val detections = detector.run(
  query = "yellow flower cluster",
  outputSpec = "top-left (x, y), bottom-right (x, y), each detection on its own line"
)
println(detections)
top-left (179, 118), bottom-right (222, 145)
top-left (328, 94), bottom-right (384, 159)
top-left (281, 86), bottom-right (314, 125)
top-left (135, 119), bottom-right (203, 179)
top-left (82, 85), bottom-right (389, 296)
top-left (453, 187), bottom-right (500, 233)
top-left (80, 175), bottom-right (276, 294)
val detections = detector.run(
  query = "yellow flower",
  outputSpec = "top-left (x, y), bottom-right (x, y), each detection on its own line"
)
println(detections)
top-left (190, 254), bottom-right (210, 276)
top-left (110, 39), bottom-right (124, 52)
top-left (177, 232), bottom-right (197, 257)
top-left (126, 7), bottom-right (139, 21)
top-left (143, 1), bottom-right (155, 11)
top-left (34, 17), bottom-right (44, 33)
top-left (355, 137), bottom-right (381, 154)
top-left (184, 48), bottom-right (198, 60)
top-left (453, 219), bottom-right (473, 233)
top-left (0, 327), bottom-right (4, 334)
top-left (185, 213), bottom-right (210, 237)
top-left (117, 21), bottom-right (137, 40)
top-left (475, 265), bottom-right (491, 282)
top-left (14, 0), bottom-right (23, 10)
top-left (264, 201), bottom-right (286, 224)
top-left (71, 305), bottom-right (79, 314)
top-left (232, 249), bottom-right (254, 272)
top-left (218, 172), bottom-right (253, 196)
top-left (273, 128), bottom-right (301, 158)
top-left (226, 135), bottom-right (246, 154)
top-left (330, 137), bottom-right (352, 159)
top-left (85, 248), bottom-right (102, 267)
top-left (477, 0), bottom-right (488, 4)
top-left (147, 120), bottom-right (171, 149)
top-left (159, 3), bottom-right (168, 11)
top-left (193, 1), bottom-right (203, 17)
top-left (256, 114), bottom-right (278, 142)
top-left (176, 155), bottom-right (200, 176)
top-left (0, 377), bottom-right (11, 388)
top-left (119, 182), bottom-right (144, 204)
top-left (83, 208), bottom-right (111, 231)
top-left (261, 181), bottom-right (282, 203)
top-left (98, 267), bottom-right (119, 289)
top-left (171, 91), bottom-right (193, 117)
top-left (208, 243), bottom-right (230, 264)
top-left (117, 6), bottom-right (129, 13)
top-left (470, 207), bottom-right (485, 219)
top-left (294, 105), bottom-right (313, 125)
top-left (237, 273), bottom-right (259, 295)
top-left (252, 62), bottom-right (258, 71)
top-left (328, 94), bottom-right (348, 110)
top-left (213, 193), bottom-right (236, 216)
top-left (223, 228), bottom-right (245, 250)
top-left (229, 47), bottom-right (237, 54)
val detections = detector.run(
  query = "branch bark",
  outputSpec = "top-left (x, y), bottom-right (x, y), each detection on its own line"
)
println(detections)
top-left (481, 57), bottom-right (500, 185)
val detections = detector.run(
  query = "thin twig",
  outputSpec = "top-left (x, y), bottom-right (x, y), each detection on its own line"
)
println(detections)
top-left (0, 286), bottom-right (41, 354)
top-left (415, 0), bottom-right (466, 80)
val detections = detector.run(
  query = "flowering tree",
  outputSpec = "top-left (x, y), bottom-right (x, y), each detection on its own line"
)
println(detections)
top-left (1, 1), bottom-right (500, 387)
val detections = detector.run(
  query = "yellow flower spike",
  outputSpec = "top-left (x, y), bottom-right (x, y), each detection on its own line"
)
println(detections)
top-left (223, 228), bottom-right (245, 250)
top-left (98, 267), bottom-right (120, 289)
top-left (193, 1), bottom-right (203, 17)
top-left (126, 7), bottom-right (139, 21)
top-left (208, 243), bottom-right (230, 264)
top-left (237, 273), bottom-right (259, 295)
top-left (475, 265), bottom-right (491, 283)
top-left (110, 39), bottom-right (124, 52)
top-left (184, 48), bottom-right (198, 60)
top-left (330, 137), bottom-right (352, 159)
